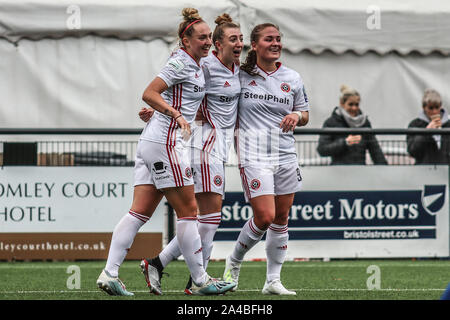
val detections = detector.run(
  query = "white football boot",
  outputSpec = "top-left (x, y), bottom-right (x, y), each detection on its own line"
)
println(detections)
top-left (262, 279), bottom-right (296, 295)
top-left (96, 269), bottom-right (134, 296)
top-left (190, 275), bottom-right (236, 295)
top-left (223, 256), bottom-right (242, 292)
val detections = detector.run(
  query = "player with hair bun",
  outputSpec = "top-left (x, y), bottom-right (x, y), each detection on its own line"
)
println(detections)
top-left (223, 23), bottom-right (309, 295)
top-left (139, 12), bottom-right (243, 295)
top-left (97, 8), bottom-right (235, 296)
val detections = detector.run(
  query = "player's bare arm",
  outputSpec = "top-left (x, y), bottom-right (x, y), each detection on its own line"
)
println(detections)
top-left (142, 77), bottom-right (190, 135)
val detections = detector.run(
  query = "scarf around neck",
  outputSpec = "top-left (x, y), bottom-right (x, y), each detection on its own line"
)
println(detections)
top-left (335, 106), bottom-right (367, 128)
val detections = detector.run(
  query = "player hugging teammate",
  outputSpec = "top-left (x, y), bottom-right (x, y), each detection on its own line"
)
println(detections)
top-left (97, 10), bottom-right (310, 297)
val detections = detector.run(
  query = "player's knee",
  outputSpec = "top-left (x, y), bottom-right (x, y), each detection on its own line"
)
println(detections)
top-left (273, 213), bottom-right (289, 225)
top-left (253, 213), bottom-right (274, 230)
top-left (178, 199), bottom-right (198, 218)
top-left (130, 205), bottom-right (153, 218)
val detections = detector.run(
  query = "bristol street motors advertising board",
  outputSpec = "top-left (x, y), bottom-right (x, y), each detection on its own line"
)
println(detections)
top-left (212, 165), bottom-right (449, 259)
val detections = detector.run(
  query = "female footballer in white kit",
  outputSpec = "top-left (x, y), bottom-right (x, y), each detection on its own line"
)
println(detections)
top-left (222, 23), bottom-right (309, 295)
top-left (96, 8), bottom-right (235, 296)
top-left (139, 13), bottom-right (243, 294)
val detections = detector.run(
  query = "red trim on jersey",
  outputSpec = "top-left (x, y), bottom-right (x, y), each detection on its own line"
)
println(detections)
top-left (201, 95), bottom-right (217, 156)
top-left (212, 50), bottom-right (235, 74)
top-left (234, 117), bottom-right (242, 169)
top-left (166, 84), bottom-right (182, 147)
top-left (180, 47), bottom-right (201, 67)
top-left (257, 61), bottom-right (281, 76)
top-left (203, 129), bottom-right (216, 153)
top-left (202, 94), bottom-right (216, 129)
top-left (166, 87), bottom-right (179, 186)
top-left (200, 94), bottom-right (216, 193)
top-left (166, 84), bottom-right (184, 187)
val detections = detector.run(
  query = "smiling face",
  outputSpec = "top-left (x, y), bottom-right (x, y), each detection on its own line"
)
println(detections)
top-left (216, 27), bottom-right (243, 65)
top-left (182, 22), bottom-right (212, 62)
top-left (341, 95), bottom-right (361, 117)
top-left (252, 26), bottom-right (282, 65)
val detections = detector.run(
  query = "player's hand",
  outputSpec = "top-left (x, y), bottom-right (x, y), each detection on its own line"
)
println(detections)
top-left (345, 134), bottom-right (362, 145)
top-left (175, 115), bottom-right (191, 141)
top-left (280, 113), bottom-right (300, 133)
top-left (138, 107), bottom-right (154, 122)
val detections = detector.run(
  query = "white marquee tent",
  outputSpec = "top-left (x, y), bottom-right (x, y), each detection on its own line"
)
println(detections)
top-left (1, 0), bottom-right (450, 130)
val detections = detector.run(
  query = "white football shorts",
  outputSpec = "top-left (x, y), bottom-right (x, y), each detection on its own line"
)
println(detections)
top-left (191, 148), bottom-right (225, 196)
top-left (133, 140), bottom-right (194, 189)
top-left (239, 161), bottom-right (303, 202)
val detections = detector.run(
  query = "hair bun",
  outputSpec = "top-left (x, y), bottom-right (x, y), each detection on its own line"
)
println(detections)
top-left (340, 84), bottom-right (351, 93)
top-left (215, 13), bottom-right (233, 25)
top-left (339, 84), bottom-right (360, 102)
top-left (182, 8), bottom-right (201, 21)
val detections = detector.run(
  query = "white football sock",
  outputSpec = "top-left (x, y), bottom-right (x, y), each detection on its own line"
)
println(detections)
top-left (105, 210), bottom-right (149, 277)
top-left (176, 217), bottom-right (207, 286)
top-left (231, 217), bottom-right (266, 262)
top-left (265, 223), bottom-right (289, 283)
top-left (197, 212), bottom-right (221, 270)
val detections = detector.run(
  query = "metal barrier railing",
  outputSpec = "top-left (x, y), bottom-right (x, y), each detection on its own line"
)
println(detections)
top-left (1, 128), bottom-right (449, 166)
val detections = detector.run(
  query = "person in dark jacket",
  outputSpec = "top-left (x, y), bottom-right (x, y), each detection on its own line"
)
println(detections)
top-left (317, 85), bottom-right (387, 165)
top-left (407, 89), bottom-right (450, 164)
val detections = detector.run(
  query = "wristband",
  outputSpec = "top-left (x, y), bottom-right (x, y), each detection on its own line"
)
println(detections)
top-left (292, 111), bottom-right (302, 121)
top-left (174, 113), bottom-right (182, 120)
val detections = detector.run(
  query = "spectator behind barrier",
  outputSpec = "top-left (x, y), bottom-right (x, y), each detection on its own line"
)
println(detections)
top-left (407, 89), bottom-right (450, 164)
top-left (317, 85), bottom-right (387, 165)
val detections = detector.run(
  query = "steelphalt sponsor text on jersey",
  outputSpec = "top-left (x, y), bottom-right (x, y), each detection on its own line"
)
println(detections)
top-left (242, 92), bottom-right (290, 105)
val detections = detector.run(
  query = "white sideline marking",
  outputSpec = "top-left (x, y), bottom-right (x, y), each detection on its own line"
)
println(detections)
top-left (0, 288), bottom-right (445, 294)
top-left (0, 263), bottom-right (448, 269)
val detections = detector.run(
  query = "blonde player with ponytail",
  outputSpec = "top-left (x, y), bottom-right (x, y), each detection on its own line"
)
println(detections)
top-left (97, 8), bottom-right (235, 296)
top-left (140, 13), bottom-right (244, 295)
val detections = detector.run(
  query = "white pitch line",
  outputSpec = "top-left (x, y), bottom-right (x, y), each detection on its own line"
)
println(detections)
top-left (0, 288), bottom-right (445, 294)
top-left (0, 263), bottom-right (448, 269)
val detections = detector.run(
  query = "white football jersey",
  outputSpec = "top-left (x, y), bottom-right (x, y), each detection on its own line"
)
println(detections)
top-left (140, 48), bottom-right (206, 146)
top-left (236, 63), bottom-right (310, 166)
top-left (191, 52), bottom-right (240, 161)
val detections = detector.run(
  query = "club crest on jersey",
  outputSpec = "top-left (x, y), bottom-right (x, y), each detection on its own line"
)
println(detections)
top-left (280, 83), bottom-right (291, 93)
top-left (195, 73), bottom-right (199, 78)
top-left (224, 81), bottom-right (231, 87)
top-left (249, 80), bottom-right (257, 86)
top-left (214, 175), bottom-right (223, 187)
top-left (185, 167), bottom-right (192, 178)
top-left (250, 179), bottom-right (261, 190)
